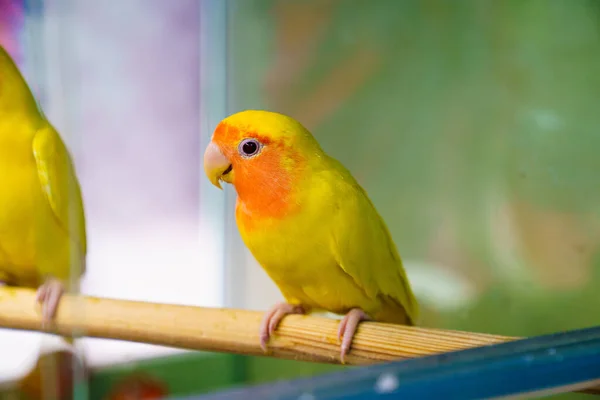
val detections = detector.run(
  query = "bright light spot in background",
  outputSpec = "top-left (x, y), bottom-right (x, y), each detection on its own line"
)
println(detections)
top-left (80, 220), bottom-right (224, 367)
top-left (0, 0), bottom-right (226, 382)
top-left (405, 261), bottom-right (477, 312)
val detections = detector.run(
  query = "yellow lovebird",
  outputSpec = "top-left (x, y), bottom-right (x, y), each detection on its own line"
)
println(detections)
top-left (0, 45), bottom-right (86, 323)
top-left (204, 110), bottom-right (419, 361)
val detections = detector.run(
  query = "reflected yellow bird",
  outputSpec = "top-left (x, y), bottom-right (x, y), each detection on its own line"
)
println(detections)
top-left (204, 110), bottom-right (419, 362)
top-left (0, 45), bottom-right (86, 323)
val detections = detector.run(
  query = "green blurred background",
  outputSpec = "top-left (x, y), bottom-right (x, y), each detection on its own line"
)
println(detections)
top-left (98, 0), bottom-right (600, 398)
top-left (222, 0), bottom-right (600, 398)
top-left (229, 0), bottom-right (600, 331)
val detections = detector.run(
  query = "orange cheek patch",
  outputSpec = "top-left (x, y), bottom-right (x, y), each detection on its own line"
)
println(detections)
top-left (235, 146), bottom-right (306, 230)
top-left (211, 121), bottom-right (305, 229)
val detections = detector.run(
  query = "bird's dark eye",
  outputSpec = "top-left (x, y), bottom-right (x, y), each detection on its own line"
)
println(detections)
top-left (238, 138), bottom-right (261, 157)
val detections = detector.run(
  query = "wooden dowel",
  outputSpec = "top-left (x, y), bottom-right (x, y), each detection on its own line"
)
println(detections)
top-left (0, 287), bottom-right (513, 363)
top-left (0, 287), bottom-right (598, 396)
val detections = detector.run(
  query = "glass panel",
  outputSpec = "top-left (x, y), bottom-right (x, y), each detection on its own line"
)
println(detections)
top-left (0, 0), bottom-right (231, 382)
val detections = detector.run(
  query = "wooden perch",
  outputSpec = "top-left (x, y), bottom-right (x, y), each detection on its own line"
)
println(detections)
top-left (0, 287), bottom-right (514, 364)
top-left (0, 287), bottom-right (599, 396)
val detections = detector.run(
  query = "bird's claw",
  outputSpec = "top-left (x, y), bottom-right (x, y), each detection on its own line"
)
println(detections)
top-left (35, 279), bottom-right (65, 327)
top-left (337, 308), bottom-right (371, 364)
top-left (259, 302), bottom-right (305, 352)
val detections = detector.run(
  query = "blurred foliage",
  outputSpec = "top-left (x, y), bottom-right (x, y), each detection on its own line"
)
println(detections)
top-left (227, 0), bottom-right (600, 397)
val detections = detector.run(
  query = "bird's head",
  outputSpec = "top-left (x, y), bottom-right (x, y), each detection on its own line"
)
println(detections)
top-left (203, 110), bottom-right (322, 219)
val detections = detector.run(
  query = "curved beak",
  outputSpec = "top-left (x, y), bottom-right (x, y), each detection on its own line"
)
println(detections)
top-left (203, 142), bottom-right (232, 189)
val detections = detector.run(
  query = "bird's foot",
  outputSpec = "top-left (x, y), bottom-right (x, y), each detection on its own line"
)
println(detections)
top-left (259, 302), bottom-right (306, 352)
top-left (35, 278), bottom-right (65, 325)
top-left (337, 308), bottom-right (372, 364)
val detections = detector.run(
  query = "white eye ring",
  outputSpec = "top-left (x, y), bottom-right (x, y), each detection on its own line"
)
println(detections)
top-left (238, 138), bottom-right (262, 158)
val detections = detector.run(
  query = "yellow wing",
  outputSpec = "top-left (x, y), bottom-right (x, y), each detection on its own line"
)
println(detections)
top-left (328, 163), bottom-right (419, 324)
top-left (32, 123), bottom-right (87, 278)
top-left (0, 46), bottom-right (40, 119)
top-left (0, 45), bottom-right (86, 286)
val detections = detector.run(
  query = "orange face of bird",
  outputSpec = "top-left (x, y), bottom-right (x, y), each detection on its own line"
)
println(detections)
top-left (203, 123), bottom-right (270, 191)
top-left (203, 110), bottom-right (317, 221)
